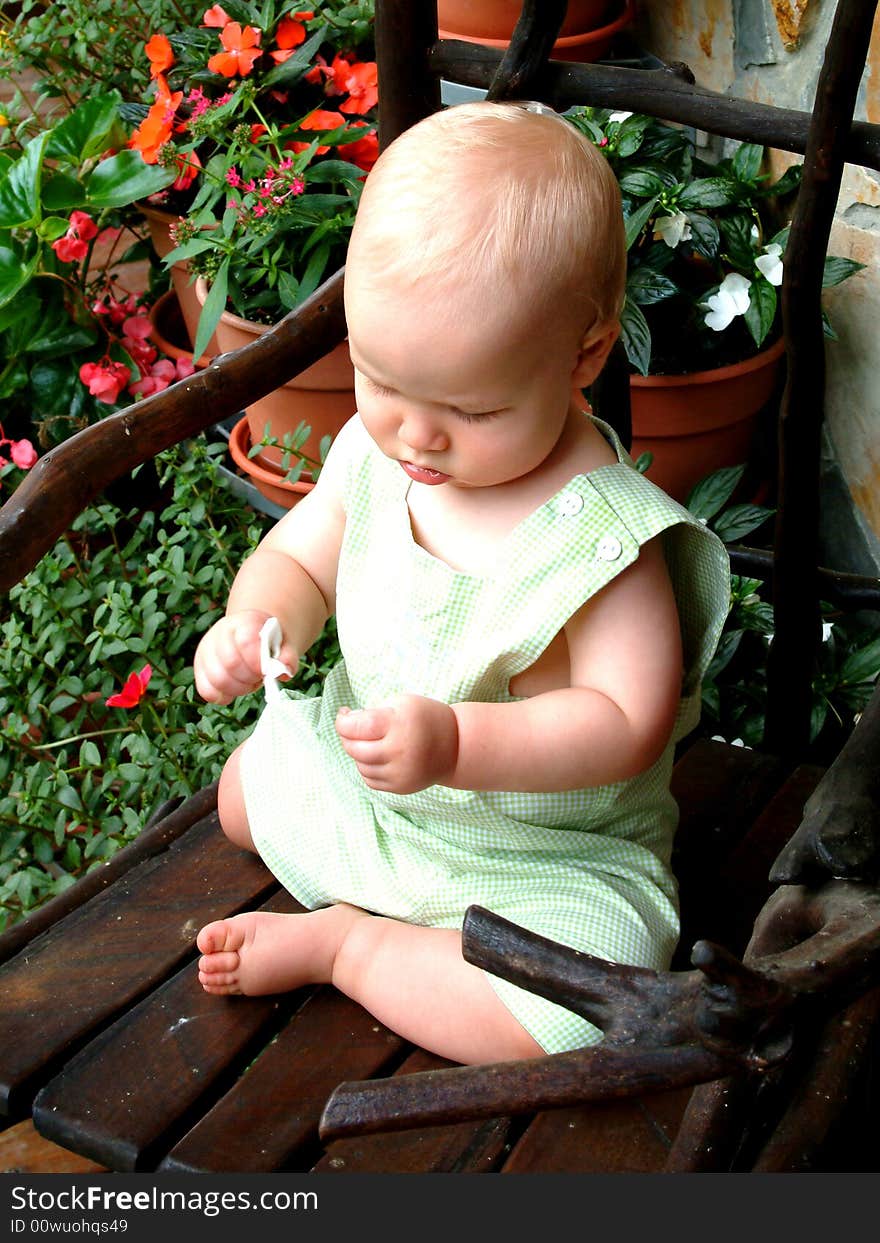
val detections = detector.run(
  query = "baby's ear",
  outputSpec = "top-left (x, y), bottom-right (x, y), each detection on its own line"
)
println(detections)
top-left (571, 321), bottom-right (620, 388)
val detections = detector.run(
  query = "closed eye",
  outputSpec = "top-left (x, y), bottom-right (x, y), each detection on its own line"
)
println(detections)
top-left (453, 408), bottom-right (504, 423)
top-left (365, 377), bottom-right (395, 398)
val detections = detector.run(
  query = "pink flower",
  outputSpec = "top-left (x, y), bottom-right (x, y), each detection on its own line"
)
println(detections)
top-left (79, 359), bottom-right (132, 404)
top-left (0, 422), bottom-right (37, 475)
top-left (172, 150), bottom-right (202, 192)
top-left (106, 664), bottom-right (152, 708)
top-left (225, 167), bottom-right (242, 187)
top-left (10, 439), bottom-right (37, 469)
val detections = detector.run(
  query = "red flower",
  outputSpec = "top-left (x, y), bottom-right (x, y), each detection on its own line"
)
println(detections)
top-left (343, 121), bottom-right (379, 173)
top-left (270, 11), bottom-right (314, 63)
top-left (106, 664), bottom-right (152, 709)
top-left (79, 360), bottom-right (132, 404)
top-left (50, 210), bottom-right (98, 263)
top-left (129, 74), bottom-right (183, 163)
top-left (339, 61), bottom-right (378, 114)
top-left (249, 123), bottom-right (268, 143)
top-left (145, 33), bottom-right (174, 78)
top-left (288, 108), bottom-right (344, 155)
top-left (207, 22), bottom-right (262, 77)
top-left (172, 149), bottom-right (202, 191)
top-left (202, 4), bottom-right (230, 27)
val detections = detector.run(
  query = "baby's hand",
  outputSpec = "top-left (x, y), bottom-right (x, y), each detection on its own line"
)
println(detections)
top-left (194, 610), bottom-right (297, 705)
top-left (335, 694), bottom-right (458, 794)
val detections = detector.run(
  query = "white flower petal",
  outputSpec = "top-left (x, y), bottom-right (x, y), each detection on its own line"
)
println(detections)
top-left (756, 244), bottom-right (784, 286)
top-left (654, 211), bottom-right (692, 249)
top-left (609, 110), bottom-right (633, 123)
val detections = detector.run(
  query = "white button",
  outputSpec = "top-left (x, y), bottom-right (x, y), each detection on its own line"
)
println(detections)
top-left (557, 493), bottom-right (584, 517)
top-left (596, 535), bottom-right (622, 561)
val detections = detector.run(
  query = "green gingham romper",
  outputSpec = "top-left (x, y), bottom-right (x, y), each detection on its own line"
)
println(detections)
top-left (240, 413), bottom-right (730, 1054)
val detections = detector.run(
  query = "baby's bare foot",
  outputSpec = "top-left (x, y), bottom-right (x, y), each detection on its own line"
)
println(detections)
top-left (197, 906), bottom-right (362, 996)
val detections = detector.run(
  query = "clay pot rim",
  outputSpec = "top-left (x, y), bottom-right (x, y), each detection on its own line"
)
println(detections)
top-left (630, 335), bottom-right (785, 390)
top-left (227, 413), bottom-right (315, 497)
top-left (439, 0), bottom-right (634, 50)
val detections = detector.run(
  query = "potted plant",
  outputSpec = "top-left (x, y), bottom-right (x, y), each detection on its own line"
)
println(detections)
top-left (566, 108), bottom-right (865, 501)
top-left (125, 1), bottom-right (378, 503)
top-left (0, 88), bottom-right (198, 455)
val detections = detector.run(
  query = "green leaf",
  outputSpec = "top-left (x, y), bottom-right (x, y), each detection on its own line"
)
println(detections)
top-left (0, 133), bottom-right (48, 229)
top-left (809, 698), bottom-right (829, 743)
top-left (685, 212), bottom-right (720, 260)
top-left (620, 297), bottom-right (651, 376)
top-left (85, 151), bottom-right (177, 209)
top-left (623, 195), bottom-right (659, 252)
top-left (678, 176), bottom-right (739, 210)
top-left (193, 259), bottom-right (230, 361)
top-left (44, 92), bottom-right (123, 163)
top-left (712, 502), bottom-right (773, 543)
top-left (619, 168), bottom-right (667, 198)
top-left (719, 213), bottom-right (757, 271)
top-left (763, 164), bottom-right (802, 198)
top-left (42, 173), bottom-right (88, 212)
top-left (686, 464), bottom-right (745, 520)
top-left (839, 635), bottom-right (880, 686)
top-left (743, 275), bottom-right (777, 348)
top-left (626, 267), bottom-right (678, 307)
top-left (822, 256), bottom-right (865, 288)
top-left (0, 242), bottom-right (40, 308)
top-left (731, 142), bottom-right (764, 184)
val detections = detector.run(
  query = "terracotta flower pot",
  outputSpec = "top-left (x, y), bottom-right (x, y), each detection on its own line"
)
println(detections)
top-left (139, 205), bottom-right (221, 358)
top-left (438, 0), bottom-right (634, 62)
top-left (148, 288), bottom-right (211, 370)
top-left (227, 414), bottom-right (314, 510)
top-left (627, 336), bottom-right (786, 503)
top-left (195, 277), bottom-right (356, 474)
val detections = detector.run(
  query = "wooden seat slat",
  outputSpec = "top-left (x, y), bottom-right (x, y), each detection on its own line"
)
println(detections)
top-left (314, 1050), bottom-right (515, 1173)
top-left (500, 1089), bottom-right (692, 1174)
top-left (32, 891), bottom-right (306, 1172)
top-left (0, 815), bottom-right (276, 1118)
top-left (159, 987), bottom-right (407, 1174)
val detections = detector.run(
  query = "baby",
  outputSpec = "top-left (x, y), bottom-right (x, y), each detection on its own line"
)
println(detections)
top-left (193, 101), bottom-right (729, 1065)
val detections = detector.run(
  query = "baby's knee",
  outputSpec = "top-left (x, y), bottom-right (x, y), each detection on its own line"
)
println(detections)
top-left (218, 744), bottom-right (256, 853)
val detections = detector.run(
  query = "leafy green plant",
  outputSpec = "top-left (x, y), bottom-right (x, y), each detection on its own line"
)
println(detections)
top-left (129, 0), bottom-right (378, 359)
top-left (566, 108), bottom-right (865, 377)
top-left (685, 464), bottom-right (880, 753)
top-left (0, 0), bottom-right (209, 124)
top-left (0, 437), bottom-right (339, 931)
top-left (0, 91), bottom-right (180, 446)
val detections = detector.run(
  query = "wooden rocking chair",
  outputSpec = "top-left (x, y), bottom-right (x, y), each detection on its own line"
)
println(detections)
top-left (1, 0), bottom-right (879, 1175)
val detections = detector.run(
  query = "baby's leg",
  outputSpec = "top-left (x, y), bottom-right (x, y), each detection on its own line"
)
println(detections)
top-left (217, 742), bottom-right (257, 852)
top-left (198, 906), bottom-right (542, 1064)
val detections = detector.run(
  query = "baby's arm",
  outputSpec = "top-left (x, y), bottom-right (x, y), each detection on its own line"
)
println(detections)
top-left (194, 418), bottom-right (354, 704)
top-left (336, 537), bottom-right (683, 792)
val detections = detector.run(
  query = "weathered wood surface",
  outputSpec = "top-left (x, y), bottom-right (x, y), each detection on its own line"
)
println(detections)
top-left (375, 0), bottom-right (441, 149)
top-left (484, 0), bottom-right (568, 103)
top-left (429, 42), bottom-right (880, 170)
top-left (0, 816), bottom-right (276, 1117)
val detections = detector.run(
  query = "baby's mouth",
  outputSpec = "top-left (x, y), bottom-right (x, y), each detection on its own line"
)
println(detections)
top-left (400, 461), bottom-right (450, 485)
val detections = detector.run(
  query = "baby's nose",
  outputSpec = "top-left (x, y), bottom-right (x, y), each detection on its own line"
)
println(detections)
top-left (399, 409), bottom-right (449, 453)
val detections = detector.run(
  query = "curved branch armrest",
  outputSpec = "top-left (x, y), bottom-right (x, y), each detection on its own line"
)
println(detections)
top-left (319, 883), bottom-right (880, 1141)
top-left (0, 270), bottom-right (346, 594)
top-left (770, 680), bottom-right (880, 884)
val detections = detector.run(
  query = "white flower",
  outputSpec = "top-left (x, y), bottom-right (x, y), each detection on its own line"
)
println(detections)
top-left (609, 111), bottom-right (632, 123)
top-left (703, 272), bottom-right (752, 331)
top-left (822, 621), bottom-right (834, 642)
top-left (654, 211), bottom-right (692, 249)
top-left (750, 223), bottom-right (760, 243)
top-left (711, 735), bottom-right (751, 749)
top-left (755, 242), bottom-right (784, 286)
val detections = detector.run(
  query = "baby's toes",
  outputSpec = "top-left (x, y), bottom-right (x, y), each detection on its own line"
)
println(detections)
top-left (198, 968), bottom-right (242, 994)
top-left (197, 918), bottom-right (246, 956)
top-left (198, 950), bottom-right (240, 976)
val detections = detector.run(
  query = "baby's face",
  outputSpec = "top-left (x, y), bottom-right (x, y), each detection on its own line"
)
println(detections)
top-left (344, 271), bottom-right (582, 491)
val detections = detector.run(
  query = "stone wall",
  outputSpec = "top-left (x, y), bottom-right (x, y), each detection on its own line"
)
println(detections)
top-left (636, 0), bottom-right (880, 574)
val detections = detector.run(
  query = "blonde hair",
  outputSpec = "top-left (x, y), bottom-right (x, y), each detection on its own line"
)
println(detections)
top-left (346, 101), bottom-right (625, 340)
